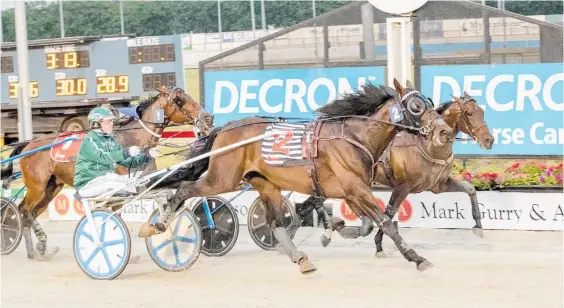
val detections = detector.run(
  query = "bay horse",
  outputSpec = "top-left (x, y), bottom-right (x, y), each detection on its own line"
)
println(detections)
top-left (0, 86), bottom-right (210, 260)
top-left (318, 91), bottom-right (494, 253)
top-left (140, 79), bottom-right (453, 274)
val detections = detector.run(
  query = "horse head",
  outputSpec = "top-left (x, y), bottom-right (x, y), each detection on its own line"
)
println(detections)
top-left (445, 91), bottom-right (494, 149)
top-left (392, 79), bottom-right (453, 147)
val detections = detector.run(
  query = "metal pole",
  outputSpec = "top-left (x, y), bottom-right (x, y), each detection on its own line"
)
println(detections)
top-left (312, 0), bottom-right (316, 19)
top-left (15, 1), bottom-right (33, 141)
top-left (217, 0), bottom-right (222, 52)
top-left (362, 3), bottom-right (375, 61)
top-left (119, 0), bottom-right (125, 34)
top-left (260, 0), bottom-right (266, 31)
top-left (250, 0), bottom-right (256, 39)
top-left (59, 0), bottom-right (65, 38)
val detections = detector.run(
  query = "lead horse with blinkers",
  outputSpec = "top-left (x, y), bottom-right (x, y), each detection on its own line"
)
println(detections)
top-left (139, 79), bottom-right (453, 273)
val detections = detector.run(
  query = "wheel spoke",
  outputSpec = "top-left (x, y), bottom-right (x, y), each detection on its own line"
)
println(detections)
top-left (151, 239), bottom-right (171, 255)
top-left (99, 221), bottom-right (107, 242)
top-left (103, 240), bottom-right (126, 247)
top-left (78, 230), bottom-right (95, 243)
top-left (173, 214), bottom-right (182, 235)
top-left (84, 247), bottom-right (101, 268)
top-left (1, 227), bottom-right (19, 233)
top-left (100, 247), bottom-right (113, 273)
top-left (210, 202), bottom-right (226, 215)
top-left (215, 225), bottom-right (233, 235)
top-left (174, 236), bottom-right (195, 243)
top-left (172, 240), bottom-right (181, 266)
top-left (251, 221), bottom-right (266, 231)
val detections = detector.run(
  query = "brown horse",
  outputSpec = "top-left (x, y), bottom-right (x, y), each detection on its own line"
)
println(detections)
top-left (140, 79), bottom-right (453, 274)
top-left (323, 91), bottom-right (494, 253)
top-left (1, 86), bottom-right (210, 260)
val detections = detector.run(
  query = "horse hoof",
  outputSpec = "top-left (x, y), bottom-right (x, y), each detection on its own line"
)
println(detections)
top-left (298, 257), bottom-right (317, 274)
top-left (416, 260), bottom-right (434, 272)
top-left (138, 222), bottom-right (157, 238)
top-left (329, 217), bottom-right (345, 229)
top-left (320, 235), bottom-right (331, 247)
top-left (34, 247), bottom-right (59, 261)
top-left (374, 251), bottom-right (387, 258)
top-left (472, 227), bottom-right (484, 238)
top-left (129, 255), bottom-right (141, 264)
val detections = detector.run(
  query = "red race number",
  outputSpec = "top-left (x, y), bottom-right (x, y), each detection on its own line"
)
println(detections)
top-left (271, 131), bottom-right (293, 155)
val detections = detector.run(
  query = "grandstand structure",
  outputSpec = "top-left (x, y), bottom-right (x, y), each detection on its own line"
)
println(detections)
top-left (186, 0), bottom-right (562, 101)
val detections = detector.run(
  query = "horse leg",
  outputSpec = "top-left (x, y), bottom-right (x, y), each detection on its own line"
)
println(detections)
top-left (19, 186), bottom-right (48, 259)
top-left (19, 199), bottom-right (35, 259)
top-left (252, 177), bottom-right (316, 274)
top-left (374, 184), bottom-right (410, 258)
top-left (343, 178), bottom-right (432, 271)
top-left (440, 177), bottom-right (483, 237)
top-left (29, 177), bottom-right (63, 261)
top-left (293, 196), bottom-right (332, 247)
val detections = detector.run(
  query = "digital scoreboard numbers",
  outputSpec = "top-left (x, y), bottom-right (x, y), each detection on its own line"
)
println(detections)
top-left (142, 72), bottom-right (176, 91)
top-left (96, 75), bottom-right (129, 94)
top-left (46, 51), bottom-right (90, 70)
top-left (8, 81), bottom-right (39, 99)
top-left (55, 78), bottom-right (87, 96)
top-left (128, 45), bottom-right (175, 64)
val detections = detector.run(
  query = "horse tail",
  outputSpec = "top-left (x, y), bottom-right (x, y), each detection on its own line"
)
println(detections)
top-left (1, 142), bottom-right (29, 182)
top-left (148, 127), bottom-right (222, 189)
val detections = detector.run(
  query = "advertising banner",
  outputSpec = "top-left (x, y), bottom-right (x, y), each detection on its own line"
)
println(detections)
top-left (331, 191), bottom-right (563, 231)
top-left (47, 189), bottom-right (563, 231)
top-left (204, 66), bottom-right (386, 126)
top-left (421, 63), bottom-right (563, 155)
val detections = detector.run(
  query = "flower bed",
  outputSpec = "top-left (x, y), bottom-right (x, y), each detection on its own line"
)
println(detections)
top-left (452, 160), bottom-right (563, 191)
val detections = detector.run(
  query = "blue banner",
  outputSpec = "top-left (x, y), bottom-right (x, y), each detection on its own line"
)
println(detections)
top-left (204, 66), bottom-right (386, 126)
top-left (422, 63), bottom-right (563, 155)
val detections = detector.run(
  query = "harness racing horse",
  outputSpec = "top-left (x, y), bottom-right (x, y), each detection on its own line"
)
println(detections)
top-left (317, 90), bottom-right (494, 252)
top-left (0, 86), bottom-right (211, 260)
top-left (140, 79), bottom-right (453, 274)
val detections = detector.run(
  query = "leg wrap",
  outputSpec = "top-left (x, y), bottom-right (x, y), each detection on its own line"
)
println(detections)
top-left (359, 216), bottom-right (374, 237)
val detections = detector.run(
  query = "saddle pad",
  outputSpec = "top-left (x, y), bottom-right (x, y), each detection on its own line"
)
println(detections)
top-left (261, 123), bottom-right (306, 166)
top-left (49, 132), bottom-right (87, 163)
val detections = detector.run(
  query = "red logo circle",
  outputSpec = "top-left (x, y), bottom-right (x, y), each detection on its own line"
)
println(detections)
top-left (397, 199), bottom-right (413, 223)
top-left (340, 200), bottom-right (358, 221)
top-left (73, 199), bottom-right (84, 216)
top-left (53, 194), bottom-right (69, 216)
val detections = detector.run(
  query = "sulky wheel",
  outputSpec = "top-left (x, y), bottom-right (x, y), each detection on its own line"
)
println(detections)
top-left (145, 207), bottom-right (202, 272)
top-left (1, 197), bottom-right (23, 255)
top-left (192, 196), bottom-right (239, 257)
top-left (73, 209), bottom-right (131, 280)
top-left (247, 196), bottom-right (296, 251)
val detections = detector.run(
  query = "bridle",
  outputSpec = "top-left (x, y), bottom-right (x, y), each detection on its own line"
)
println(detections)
top-left (454, 97), bottom-right (488, 141)
top-left (397, 89), bottom-right (439, 136)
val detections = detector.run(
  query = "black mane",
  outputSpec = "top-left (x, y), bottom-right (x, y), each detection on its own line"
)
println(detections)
top-left (315, 83), bottom-right (393, 118)
top-left (436, 100), bottom-right (455, 114)
top-left (136, 94), bottom-right (160, 117)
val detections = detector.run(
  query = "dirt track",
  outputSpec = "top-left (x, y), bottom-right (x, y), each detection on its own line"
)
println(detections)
top-left (1, 220), bottom-right (562, 308)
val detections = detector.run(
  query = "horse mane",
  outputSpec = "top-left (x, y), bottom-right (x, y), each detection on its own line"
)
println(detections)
top-left (136, 94), bottom-right (160, 117)
top-left (436, 100), bottom-right (455, 115)
top-left (315, 83), bottom-right (393, 118)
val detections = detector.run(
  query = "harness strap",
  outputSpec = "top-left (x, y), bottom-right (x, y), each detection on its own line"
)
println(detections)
top-left (415, 141), bottom-right (454, 188)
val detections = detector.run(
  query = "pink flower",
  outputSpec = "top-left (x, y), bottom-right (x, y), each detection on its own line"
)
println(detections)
top-left (540, 175), bottom-right (545, 183)
top-left (464, 172), bottom-right (473, 182)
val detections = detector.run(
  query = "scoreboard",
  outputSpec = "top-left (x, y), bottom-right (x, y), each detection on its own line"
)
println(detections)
top-left (0, 35), bottom-right (185, 104)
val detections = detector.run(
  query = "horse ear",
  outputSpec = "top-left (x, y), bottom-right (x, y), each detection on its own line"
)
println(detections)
top-left (463, 90), bottom-right (470, 99)
top-left (405, 80), bottom-right (414, 89)
top-left (393, 78), bottom-right (403, 94)
top-left (450, 94), bottom-right (460, 102)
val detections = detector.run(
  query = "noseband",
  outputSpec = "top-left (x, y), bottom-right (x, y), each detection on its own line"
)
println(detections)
top-left (456, 99), bottom-right (487, 140)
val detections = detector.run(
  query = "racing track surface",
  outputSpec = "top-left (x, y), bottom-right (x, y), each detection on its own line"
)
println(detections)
top-left (1, 219), bottom-right (562, 308)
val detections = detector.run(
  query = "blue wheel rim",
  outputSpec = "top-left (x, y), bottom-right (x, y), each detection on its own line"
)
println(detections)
top-left (147, 210), bottom-right (200, 270)
top-left (74, 211), bottom-right (129, 279)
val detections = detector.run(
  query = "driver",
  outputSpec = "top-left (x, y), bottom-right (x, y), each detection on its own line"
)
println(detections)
top-left (74, 106), bottom-right (154, 198)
